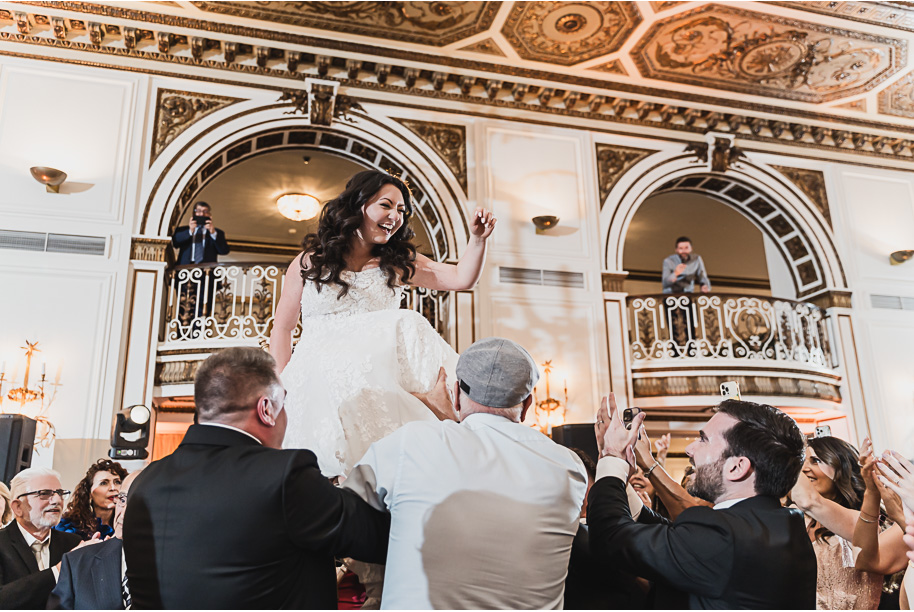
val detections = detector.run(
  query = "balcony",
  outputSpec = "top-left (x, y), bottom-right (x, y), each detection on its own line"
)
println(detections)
top-left (155, 262), bottom-right (450, 397)
top-left (626, 293), bottom-right (841, 407)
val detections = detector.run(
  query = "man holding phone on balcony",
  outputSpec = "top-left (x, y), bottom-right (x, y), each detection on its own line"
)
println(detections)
top-left (662, 236), bottom-right (711, 294)
top-left (171, 201), bottom-right (231, 325)
top-left (172, 201), bottom-right (230, 266)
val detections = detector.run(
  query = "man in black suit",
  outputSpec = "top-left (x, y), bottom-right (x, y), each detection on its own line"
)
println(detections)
top-left (0, 468), bottom-right (94, 609)
top-left (123, 347), bottom-right (390, 609)
top-left (171, 201), bottom-right (229, 266)
top-left (48, 469), bottom-right (142, 609)
top-left (588, 396), bottom-right (816, 609)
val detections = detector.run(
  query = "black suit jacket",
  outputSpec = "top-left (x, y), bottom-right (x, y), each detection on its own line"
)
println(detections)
top-left (123, 424), bottom-right (391, 609)
top-left (47, 537), bottom-right (123, 610)
top-left (172, 226), bottom-right (229, 265)
top-left (588, 476), bottom-right (817, 609)
top-left (0, 522), bottom-right (81, 609)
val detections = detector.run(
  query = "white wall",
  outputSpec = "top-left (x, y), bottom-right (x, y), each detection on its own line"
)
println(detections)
top-left (0, 57), bottom-right (147, 488)
top-left (830, 167), bottom-right (914, 456)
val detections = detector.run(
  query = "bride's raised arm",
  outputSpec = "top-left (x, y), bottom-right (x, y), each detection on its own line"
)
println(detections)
top-left (409, 207), bottom-right (496, 291)
top-left (269, 252), bottom-right (307, 374)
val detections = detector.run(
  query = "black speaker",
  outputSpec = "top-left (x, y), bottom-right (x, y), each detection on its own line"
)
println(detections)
top-left (0, 414), bottom-right (36, 485)
top-left (552, 423), bottom-right (598, 465)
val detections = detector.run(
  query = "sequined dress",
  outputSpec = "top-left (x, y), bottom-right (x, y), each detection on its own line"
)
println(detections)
top-left (281, 267), bottom-right (458, 477)
top-left (813, 532), bottom-right (883, 610)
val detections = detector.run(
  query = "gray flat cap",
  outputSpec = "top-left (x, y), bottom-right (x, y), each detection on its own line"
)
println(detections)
top-left (456, 337), bottom-right (540, 408)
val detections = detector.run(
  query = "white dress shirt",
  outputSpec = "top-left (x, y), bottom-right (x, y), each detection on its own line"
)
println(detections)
top-left (17, 522), bottom-right (59, 580)
top-left (198, 422), bottom-right (262, 444)
top-left (345, 412), bottom-right (588, 610)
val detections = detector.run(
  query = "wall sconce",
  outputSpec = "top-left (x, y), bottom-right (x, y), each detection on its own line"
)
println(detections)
top-left (890, 250), bottom-right (914, 265)
top-left (0, 340), bottom-right (59, 449)
top-left (277, 193), bottom-right (321, 221)
top-left (532, 215), bottom-right (560, 235)
top-left (29, 167), bottom-right (68, 193)
top-left (533, 360), bottom-right (567, 436)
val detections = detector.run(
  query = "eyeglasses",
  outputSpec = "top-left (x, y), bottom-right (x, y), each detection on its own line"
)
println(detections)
top-left (16, 489), bottom-right (70, 501)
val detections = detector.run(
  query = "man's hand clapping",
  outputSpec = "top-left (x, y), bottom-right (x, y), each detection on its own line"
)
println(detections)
top-left (594, 392), bottom-right (646, 478)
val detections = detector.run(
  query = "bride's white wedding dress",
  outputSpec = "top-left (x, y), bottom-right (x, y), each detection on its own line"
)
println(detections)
top-left (281, 266), bottom-right (458, 477)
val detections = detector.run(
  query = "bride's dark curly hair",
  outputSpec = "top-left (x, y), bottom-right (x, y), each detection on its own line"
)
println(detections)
top-left (301, 170), bottom-right (417, 297)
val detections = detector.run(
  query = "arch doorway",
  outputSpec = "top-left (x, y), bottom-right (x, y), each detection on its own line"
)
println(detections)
top-left (600, 147), bottom-right (869, 467)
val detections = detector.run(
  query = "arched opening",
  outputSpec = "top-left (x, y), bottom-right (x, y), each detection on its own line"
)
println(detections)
top-left (601, 151), bottom-right (857, 475)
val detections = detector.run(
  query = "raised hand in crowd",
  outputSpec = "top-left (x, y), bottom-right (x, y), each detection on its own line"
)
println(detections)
top-left (852, 438), bottom-right (910, 575)
top-left (594, 393), bottom-right (644, 473)
top-left (654, 432), bottom-right (671, 466)
top-left (878, 451), bottom-right (914, 510)
top-left (631, 424), bottom-right (707, 519)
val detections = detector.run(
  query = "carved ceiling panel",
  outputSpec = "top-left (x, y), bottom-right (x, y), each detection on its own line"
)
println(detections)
top-left (879, 70), bottom-right (914, 118)
top-left (500, 1), bottom-right (641, 66)
top-left (191, 1), bottom-right (501, 46)
top-left (631, 4), bottom-right (907, 103)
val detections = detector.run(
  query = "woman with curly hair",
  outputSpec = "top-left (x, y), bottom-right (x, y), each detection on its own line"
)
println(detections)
top-left (791, 436), bottom-right (887, 609)
top-left (55, 459), bottom-right (127, 540)
top-left (270, 169), bottom-right (496, 478)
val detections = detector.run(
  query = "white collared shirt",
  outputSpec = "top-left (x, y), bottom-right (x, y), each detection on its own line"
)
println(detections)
top-left (713, 497), bottom-right (748, 510)
top-left (198, 422), bottom-right (262, 445)
top-left (17, 522), bottom-right (59, 580)
top-left (345, 412), bottom-right (588, 610)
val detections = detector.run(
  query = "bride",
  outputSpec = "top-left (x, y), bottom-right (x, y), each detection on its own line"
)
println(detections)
top-left (269, 169), bottom-right (496, 477)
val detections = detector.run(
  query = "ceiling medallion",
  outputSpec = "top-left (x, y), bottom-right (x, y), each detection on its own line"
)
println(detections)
top-left (632, 4), bottom-right (905, 103)
top-left (501, 1), bottom-right (642, 65)
top-left (555, 13), bottom-right (587, 34)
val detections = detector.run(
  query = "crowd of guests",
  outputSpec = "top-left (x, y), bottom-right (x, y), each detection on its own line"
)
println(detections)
top-left (0, 341), bottom-right (913, 609)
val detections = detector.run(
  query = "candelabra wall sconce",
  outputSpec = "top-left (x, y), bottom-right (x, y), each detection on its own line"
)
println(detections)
top-left (0, 340), bottom-right (60, 449)
top-left (532, 215), bottom-right (560, 235)
top-left (533, 360), bottom-right (567, 436)
top-left (29, 167), bottom-right (68, 193)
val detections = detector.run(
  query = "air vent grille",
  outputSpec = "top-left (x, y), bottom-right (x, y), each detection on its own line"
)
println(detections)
top-left (871, 294), bottom-right (914, 310)
top-left (0, 229), bottom-right (106, 256)
top-left (499, 266), bottom-right (585, 289)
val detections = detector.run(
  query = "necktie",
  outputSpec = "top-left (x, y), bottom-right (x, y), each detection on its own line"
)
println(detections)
top-left (121, 574), bottom-right (132, 609)
top-left (30, 540), bottom-right (46, 571)
top-left (192, 228), bottom-right (205, 264)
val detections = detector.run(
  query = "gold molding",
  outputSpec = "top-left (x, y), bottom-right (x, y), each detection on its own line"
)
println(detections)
top-left (879, 70), bottom-right (914, 118)
top-left (130, 237), bottom-right (170, 262)
top-left (590, 60), bottom-right (628, 76)
top-left (228, 240), bottom-right (300, 257)
top-left (152, 88), bottom-right (242, 164)
top-left (774, 1), bottom-right (914, 33)
top-left (769, 165), bottom-right (832, 226)
top-left (595, 144), bottom-right (656, 209)
top-left (633, 374), bottom-right (841, 401)
top-left (395, 119), bottom-right (468, 196)
top-left (457, 38), bottom-right (506, 57)
top-left (601, 272), bottom-right (629, 292)
top-left (12, 1), bottom-right (914, 134)
top-left (808, 290), bottom-right (853, 310)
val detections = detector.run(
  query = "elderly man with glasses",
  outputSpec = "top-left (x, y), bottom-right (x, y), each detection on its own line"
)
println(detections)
top-left (0, 467), bottom-right (100, 609)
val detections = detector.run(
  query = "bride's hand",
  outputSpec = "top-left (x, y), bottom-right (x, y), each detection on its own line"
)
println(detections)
top-left (470, 207), bottom-right (497, 240)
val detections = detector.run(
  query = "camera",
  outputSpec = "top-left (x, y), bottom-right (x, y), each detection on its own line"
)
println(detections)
top-left (193, 214), bottom-right (210, 227)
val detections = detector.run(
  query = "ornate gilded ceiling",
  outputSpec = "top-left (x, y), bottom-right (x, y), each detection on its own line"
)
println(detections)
top-left (191, 1), bottom-right (501, 47)
top-left (7, 1), bottom-right (914, 165)
top-left (500, 2), bottom-right (641, 65)
top-left (633, 4), bottom-right (905, 103)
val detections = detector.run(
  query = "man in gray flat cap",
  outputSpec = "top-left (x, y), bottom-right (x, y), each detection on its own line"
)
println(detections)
top-left (345, 337), bottom-right (588, 609)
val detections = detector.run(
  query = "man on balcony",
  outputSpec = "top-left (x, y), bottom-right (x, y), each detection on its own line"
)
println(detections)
top-left (172, 202), bottom-right (230, 265)
top-left (171, 202), bottom-right (230, 324)
top-left (662, 236), bottom-right (711, 294)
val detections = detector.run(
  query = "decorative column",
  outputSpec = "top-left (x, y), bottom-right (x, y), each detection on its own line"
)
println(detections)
top-left (602, 272), bottom-right (632, 410)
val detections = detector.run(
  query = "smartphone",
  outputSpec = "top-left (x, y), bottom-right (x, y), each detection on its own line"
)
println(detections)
top-left (815, 425), bottom-right (832, 438)
top-left (623, 407), bottom-right (642, 430)
top-left (720, 381), bottom-right (741, 401)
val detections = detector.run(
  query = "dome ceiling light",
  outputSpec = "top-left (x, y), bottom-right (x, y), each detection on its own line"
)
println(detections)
top-left (277, 193), bottom-right (321, 221)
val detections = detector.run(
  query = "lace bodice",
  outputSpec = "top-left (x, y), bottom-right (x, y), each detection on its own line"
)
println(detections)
top-left (300, 267), bottom-right (403, 320)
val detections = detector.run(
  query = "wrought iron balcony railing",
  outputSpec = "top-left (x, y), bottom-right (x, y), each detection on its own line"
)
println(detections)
top-left (161, 262), bottom-right (450, 348)
top-left (627, 293), bottom-right (837, 373)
